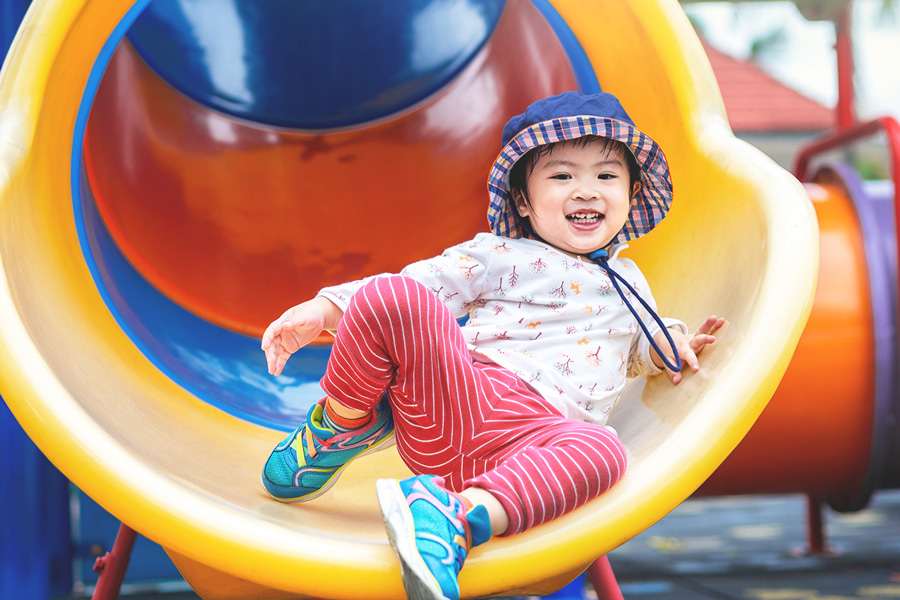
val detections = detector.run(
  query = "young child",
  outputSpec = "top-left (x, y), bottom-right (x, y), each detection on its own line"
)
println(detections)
top-left (261, 91), bottom-right (724, 600)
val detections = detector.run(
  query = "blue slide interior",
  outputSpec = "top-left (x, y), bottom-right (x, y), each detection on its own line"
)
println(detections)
top-left (80, 174), bottom-right (328, 430)
top-left (126, 0), bottom-right (507, 129)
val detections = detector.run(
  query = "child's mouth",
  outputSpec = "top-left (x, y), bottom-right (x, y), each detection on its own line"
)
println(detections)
top-left (567, 212), bottom-right (603, 224)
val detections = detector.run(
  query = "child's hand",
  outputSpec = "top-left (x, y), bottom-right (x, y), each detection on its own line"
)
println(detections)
top-left (261, 297), bottom-right (343, 376)
top-left (652, 315), bottom-right (725, 384)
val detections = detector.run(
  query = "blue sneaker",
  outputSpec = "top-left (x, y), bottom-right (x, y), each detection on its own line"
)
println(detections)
top-left (377, 475), bottom-right (492, 600)
top-left (262, 398), bottom-right (394, 502)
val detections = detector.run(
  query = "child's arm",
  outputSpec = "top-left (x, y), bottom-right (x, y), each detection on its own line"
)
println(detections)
top-left (650, 315), bottom-right (725, 384)
top-left (261, 296), bottom-right (344, 376)
top-left (261, 234), bottom-right (492, 376)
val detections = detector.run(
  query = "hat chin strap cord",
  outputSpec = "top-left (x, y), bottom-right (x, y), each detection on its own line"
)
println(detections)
top-left (511, 209), bottom-right (682, 372)
top-left (586, 248), bottom-right (682, 373)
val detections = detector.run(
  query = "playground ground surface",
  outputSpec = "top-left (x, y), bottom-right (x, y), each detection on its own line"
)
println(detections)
top-left (61, 488), bottom-right (900, 600)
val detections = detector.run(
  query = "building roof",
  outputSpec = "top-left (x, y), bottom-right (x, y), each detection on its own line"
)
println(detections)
top-left (703, 40), bottom-right (835, 133)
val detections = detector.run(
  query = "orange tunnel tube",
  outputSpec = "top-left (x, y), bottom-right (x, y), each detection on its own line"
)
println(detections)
top-left (701, 163), bottom-right (899, 510)
top-left (701, 178), bottom-right (872, 501)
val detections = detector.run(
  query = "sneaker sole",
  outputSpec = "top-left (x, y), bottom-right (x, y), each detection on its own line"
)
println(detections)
top-left (262, 432), bottom-right (396, 503)
top-left (376, 479), bottom-right (448, 600)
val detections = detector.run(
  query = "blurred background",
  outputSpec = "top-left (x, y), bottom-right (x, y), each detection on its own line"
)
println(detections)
top-left (683, 0), bottom-right (899, 172)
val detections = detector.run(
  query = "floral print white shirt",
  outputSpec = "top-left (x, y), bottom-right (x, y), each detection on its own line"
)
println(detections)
top-left (318, 233), bottom-right (686, 425)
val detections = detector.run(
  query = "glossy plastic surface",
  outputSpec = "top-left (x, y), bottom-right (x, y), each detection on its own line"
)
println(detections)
top-left (698, 178), bottom-right (874, 501)
top-left (698, 165), bottom-right (896, 512)
top-left (0, 0), bottom-right (818, 598)
top-left (80, 182), bottom-right (327, 429)
top-left (126, 0), bottom-right (506, 128)
top-left (81, 0), bottom-right (580, 426)
top-left (86, 2), bottom-right (578, 337)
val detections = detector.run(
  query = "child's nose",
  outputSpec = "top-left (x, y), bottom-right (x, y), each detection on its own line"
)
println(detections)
top-left (574, 180), bottom-right (600, 200)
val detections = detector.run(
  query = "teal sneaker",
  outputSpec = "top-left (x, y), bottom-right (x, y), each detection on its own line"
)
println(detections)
top-left (377, 475), bottom-right (492, 600)
top-left (262, 398), bottom-right (394, 502)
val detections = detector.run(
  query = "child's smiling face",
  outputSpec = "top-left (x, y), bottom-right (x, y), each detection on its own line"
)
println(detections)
top-left (512, 138), bottom-right (639, 256)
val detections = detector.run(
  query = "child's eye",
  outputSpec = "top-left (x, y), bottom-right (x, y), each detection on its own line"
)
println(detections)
top-left (598, 173), bottom-right (617, 180)
top-left (551, 173), bottom-right (572, 180)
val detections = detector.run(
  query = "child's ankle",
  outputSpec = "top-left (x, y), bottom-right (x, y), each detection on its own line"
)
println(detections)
top-left (460, 501), bottom-right (492, 549)
top-left (322, 399), bottom-right (371, 431)
top-left (445, 488), bottom-right (492, 549)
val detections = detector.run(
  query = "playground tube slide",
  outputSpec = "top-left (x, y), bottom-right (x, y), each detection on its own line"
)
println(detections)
top-left (0, 0), bottom-right (818, 598)
top-left (699, 160), bottom-right (899, 512)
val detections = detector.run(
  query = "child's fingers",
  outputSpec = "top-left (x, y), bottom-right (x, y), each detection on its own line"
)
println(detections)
top-left (666, 320), bottom-right (725, 385)
top-left (265, 347), bottom-right (278, 375)
top-left (268, 348), bottom-right (290, 376)
top-left (273, 355), bottom-right (288, 376)
top-left (261, 325), bottom-right (276, 350)
top-left (696, 316), bottom-right (715, 334)
top-left (265, 345), bottom-right (279, 374)
top-left (264, 334), bottom-right (292, 374)
top-left (689, 334), bottom-right (716, 354)
top-left (689, 315), bottom-right (725, 355)
top-left (261, 317), bottom-right (294, 350)
top-left (662, 349), bottom-right (685, 384)
top-left (667, 368), bottom-right (683, 384)
top-left (666, 344), bottom-right (700, 385)
top-left (698, 316), bottom-right (726, 336)
top-left (681, 344), bottom-right (701, 372)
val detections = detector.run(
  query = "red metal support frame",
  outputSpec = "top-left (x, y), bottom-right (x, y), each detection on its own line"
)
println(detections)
top-left (835, 1), bottom-right (856, 130)
top-left (793, 115), bottom-right (900, 203)
top-left (587, 556), bottom-right (625, 600)
top-left (806, 494), bottom-right (828, 554)
top-left (91, 523), bottom-right (138, 600)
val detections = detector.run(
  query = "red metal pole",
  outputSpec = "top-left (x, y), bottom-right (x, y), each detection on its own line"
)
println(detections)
top-left (806, 494), bottom-right (828, 555)
top-left (834, 0), bottom-right (855, 130)
top-left (91, 523), bottom-right (138, 600)
top-left (792, 116), bottom-right (900, 210)
top-left (586, 556), bottom-right (624, 600)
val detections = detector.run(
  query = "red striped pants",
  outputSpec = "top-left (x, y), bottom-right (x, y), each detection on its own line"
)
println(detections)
top-left (320, 275), bottom-right (627, 536)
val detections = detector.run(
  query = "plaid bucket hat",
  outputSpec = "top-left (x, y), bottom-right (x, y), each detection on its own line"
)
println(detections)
top-left (487, 91), bottom-right (673, 245)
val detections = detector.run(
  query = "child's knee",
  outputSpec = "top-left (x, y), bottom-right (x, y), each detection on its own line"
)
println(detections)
top-left (355, 275), bottom-right (434, 316)
top-left (360, 275), bottom-right (424, 299)
top-left (570, 424), bottom-right (628, 485)
top-left (598, 427), bottom-right (628, 483)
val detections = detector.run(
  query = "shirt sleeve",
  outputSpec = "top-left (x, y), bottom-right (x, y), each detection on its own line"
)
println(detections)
top-left (315, 273), bottom-right (387, 312)
top-left (317, 234), bottom-right (492, 318)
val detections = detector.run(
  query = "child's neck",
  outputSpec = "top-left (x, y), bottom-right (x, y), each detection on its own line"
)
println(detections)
top-left (527, 237), bottom-right (614, 261)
